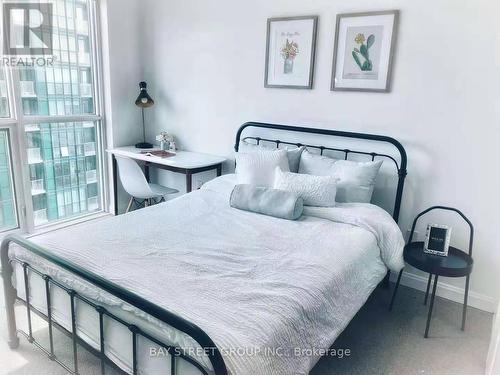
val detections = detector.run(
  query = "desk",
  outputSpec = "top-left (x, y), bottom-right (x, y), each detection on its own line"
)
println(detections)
top-left (107, 147), bottom-right (226, 215)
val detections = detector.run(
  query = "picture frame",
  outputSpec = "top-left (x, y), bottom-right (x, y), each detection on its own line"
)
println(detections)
top-left (265, 16), bottom-right (318, 89)
top-left (331, 10), bottom-right (399, 92)
top-left (424, 224), bottom-right (452, 257)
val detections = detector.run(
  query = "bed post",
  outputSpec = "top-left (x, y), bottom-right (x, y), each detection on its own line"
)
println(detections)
top-left (384, 151), bottom-right (407, 288)
top-left (1, 236), bottom-right (19, 349)
top-left (384, 167), bottom-right (407, 287)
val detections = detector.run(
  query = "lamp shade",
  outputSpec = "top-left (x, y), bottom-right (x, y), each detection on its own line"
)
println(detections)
top-left (135, 81), bottom-right (154, 108)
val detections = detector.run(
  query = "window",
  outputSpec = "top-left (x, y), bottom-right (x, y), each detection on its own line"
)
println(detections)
top-left (0, 0), bottom-right (105, 234)
top-left (25, 121), bottom-right (102, 225)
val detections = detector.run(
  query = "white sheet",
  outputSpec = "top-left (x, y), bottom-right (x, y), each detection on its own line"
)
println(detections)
top-left (11, 174), bottom-right (404, 375)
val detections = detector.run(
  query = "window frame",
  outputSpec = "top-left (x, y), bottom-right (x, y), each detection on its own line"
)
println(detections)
top-left (0, 0), bottom-right (109, 236)
top-left (0, 126), bottom-right (22, 233)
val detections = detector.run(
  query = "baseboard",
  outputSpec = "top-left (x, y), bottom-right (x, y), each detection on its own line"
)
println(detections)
top-left (392, 271), bottom-right (497, 313)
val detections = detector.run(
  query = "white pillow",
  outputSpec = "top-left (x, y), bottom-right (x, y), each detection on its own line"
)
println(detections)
top-left (235, 149), bottom-right (289, 187)
top-left (239, 141), bottom-right (305, 173)
top-left (273, 167), bottom-right (337, 207)
top-left (298, 150), bottom-right (383, 203)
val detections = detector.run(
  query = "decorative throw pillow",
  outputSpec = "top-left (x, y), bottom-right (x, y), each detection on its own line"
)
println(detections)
top-left (230, 184), bottom-right (303, 220)
top-left (235, 149), bottom-right (289, 187)
top-left (298, 150), bottom-right (383, 203)
top-left (274, 167), bottom-right (338, 207)
top-left (238, 141), bottom-right (305, 173)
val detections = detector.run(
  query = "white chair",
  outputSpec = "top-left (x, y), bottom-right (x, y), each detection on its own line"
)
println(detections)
top-left (115, 156), bottom-right (179, 213)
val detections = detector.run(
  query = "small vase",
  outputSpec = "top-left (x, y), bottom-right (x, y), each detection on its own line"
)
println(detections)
top-left (284, 58), bottom-right (294, 74)
top-left (160, 141), bottom-right (170, 151)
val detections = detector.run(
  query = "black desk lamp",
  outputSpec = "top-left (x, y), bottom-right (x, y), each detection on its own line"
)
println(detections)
top-left (135, 81), bottom-right (154, 149)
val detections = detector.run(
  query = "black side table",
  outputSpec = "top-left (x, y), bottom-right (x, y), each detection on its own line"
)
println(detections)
top-left (389, 206), bottom-right (474, 338)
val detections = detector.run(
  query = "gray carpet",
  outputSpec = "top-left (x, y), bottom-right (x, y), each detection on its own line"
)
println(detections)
top-left (312, 286), bottom-right (491, 375)
top-left (0, 284), bottom-right (492, 375)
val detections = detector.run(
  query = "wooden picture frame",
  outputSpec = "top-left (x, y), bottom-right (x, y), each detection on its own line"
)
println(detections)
top-left (331, 10), bottom-right (399, 92)
top-left (265, 16), bottom-right (318, 89)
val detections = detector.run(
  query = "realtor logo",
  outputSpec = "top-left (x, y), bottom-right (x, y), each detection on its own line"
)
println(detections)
top-left (3, 2), bottom-right (53, 56)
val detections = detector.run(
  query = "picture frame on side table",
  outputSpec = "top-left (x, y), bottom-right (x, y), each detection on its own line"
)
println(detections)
top-left (424, 223), bottom-right (452, 257)
top-left (331, 10), bottom-right (399, 92)
top-left (265, 16), bottom-right (318, 89)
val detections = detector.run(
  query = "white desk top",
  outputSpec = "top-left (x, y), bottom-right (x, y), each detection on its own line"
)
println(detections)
top-left (107, 146), bottom-right (226, 169)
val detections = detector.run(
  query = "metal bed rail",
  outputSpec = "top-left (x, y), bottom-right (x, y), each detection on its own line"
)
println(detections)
top-left (235, 122), bottom-right (408, 288)
top-left (1, 235), bottom-right (228, 375)
top-left (235, 122), bottom-right (407, 222)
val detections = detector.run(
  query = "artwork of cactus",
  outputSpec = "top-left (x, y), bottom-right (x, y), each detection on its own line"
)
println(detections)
top-left (352, 33), bottom-right (375, 71)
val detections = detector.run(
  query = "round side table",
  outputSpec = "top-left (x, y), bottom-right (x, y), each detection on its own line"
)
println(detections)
top-left (389, 206), bottom-right (474, 338)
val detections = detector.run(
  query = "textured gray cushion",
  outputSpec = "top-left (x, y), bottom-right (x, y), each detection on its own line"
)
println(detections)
top-left (298, 150), bottom-right (383, 203)
top-left (238, 141), bottom-right (305, 173)
top-left (274, 167), bottom-right (338, 207)
top-left (230, 184), bottom-right (303, 220)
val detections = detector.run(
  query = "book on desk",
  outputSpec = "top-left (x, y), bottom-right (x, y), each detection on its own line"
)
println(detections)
top-left (140, 150), bottom-right (176, 158)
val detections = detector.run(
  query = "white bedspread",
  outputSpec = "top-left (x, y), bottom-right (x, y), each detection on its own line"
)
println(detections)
top-left (12, 174), bottom-right (404, 375)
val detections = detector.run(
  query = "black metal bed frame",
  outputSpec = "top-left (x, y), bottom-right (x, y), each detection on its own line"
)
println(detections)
top-left (235, 122), bottom-right (407, 222)
top-left (2, 122), bottom-right (407, 375)
top-left (1, 236), bottom-right (226, 375)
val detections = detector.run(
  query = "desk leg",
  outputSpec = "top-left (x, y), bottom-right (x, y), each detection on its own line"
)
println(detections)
top-left (144, 164), bottom-right (150, 182)
top-left (186, 172), bottom-right (193, 193)
top-left (216, 163), bottom-right (222, 177)
top-left (462, 275), bottom-right (470, 331)
top-left (425, 274), bottom-right (438, 338)
top-left (112, 155), bottom-right (118, 215)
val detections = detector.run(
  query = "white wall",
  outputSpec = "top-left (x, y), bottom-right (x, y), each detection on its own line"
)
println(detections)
top-left (136, 0), bottom-right (500, 310)
top-left (100, 0), bottom-right (145, 212)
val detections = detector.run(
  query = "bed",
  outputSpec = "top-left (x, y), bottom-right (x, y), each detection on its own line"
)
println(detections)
top-left (1, 122), bottom-right (408, 375)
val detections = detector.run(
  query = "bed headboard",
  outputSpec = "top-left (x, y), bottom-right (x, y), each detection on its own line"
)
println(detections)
top-left (235, 122), bottom-right (407, 223)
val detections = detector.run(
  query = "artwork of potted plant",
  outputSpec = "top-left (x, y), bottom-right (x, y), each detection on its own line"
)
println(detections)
top-left (281, 39), bottom-right (299, 74)
top-left (352, 33), bottom-right (375, 71)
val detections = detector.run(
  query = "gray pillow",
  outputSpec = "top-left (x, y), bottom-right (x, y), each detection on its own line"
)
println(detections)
top-left (298, 150), bottom-right (383, 203)
top-left (274, 167), bottom-right (338, 207)
top-left (238, 141), bottom-right (305, 173)
top-left (230, 184), bottom-right (303, 220)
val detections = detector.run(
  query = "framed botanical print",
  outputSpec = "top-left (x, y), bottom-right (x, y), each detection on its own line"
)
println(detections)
top-left (265, 16), bottom-right (318, 89)
top-left (331, 10), bottom-right (399, 92)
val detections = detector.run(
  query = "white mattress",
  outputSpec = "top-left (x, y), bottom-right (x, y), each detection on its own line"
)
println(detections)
top-left (11, 174), bottom-right (404, 375)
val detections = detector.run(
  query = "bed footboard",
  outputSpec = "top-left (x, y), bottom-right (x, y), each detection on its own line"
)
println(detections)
top-left (1, 235), bottom-right (228, 375)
